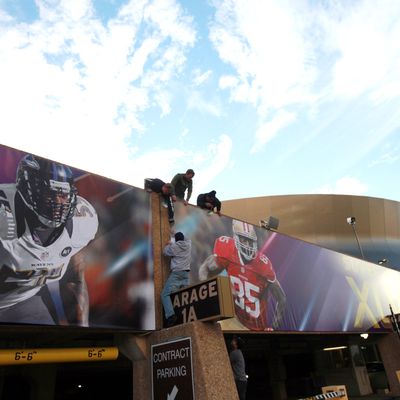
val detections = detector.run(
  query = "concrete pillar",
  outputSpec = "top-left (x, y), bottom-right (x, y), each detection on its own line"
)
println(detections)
top-left (150, 191), bottom-right (176, 330)
top-left (268, 352), bottom-right (287, 400)
top-left (377, 332), bottom-right (400, 395)
top-left (30, 364), bottom-right (56, 400)
top-left (122, 322), bottom-right (238, 400)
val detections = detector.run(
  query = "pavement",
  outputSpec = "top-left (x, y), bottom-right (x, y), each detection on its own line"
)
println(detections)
top-left (349, 395), bottom-right (400, 400)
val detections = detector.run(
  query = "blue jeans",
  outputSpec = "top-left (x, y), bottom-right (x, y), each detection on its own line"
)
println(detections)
top-left (161, 270), bottom-right (189, 319)
top-left (235, 380), bottom-right (247, 400)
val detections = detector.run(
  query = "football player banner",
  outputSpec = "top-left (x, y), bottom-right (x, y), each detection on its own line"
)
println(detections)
top-left (172, 203), bottom-right (400, 333)
top-left (0, 143), bottom-right (155, 329)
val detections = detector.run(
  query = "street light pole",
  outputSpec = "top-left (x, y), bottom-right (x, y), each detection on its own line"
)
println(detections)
top-left (347, 217), bottom-right (365, 260)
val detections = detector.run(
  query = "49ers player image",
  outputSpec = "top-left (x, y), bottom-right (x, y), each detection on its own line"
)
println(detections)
top-left (199, 220), bottom-right (286, 331)
top-left (0, 154), bottom-right (98, 326)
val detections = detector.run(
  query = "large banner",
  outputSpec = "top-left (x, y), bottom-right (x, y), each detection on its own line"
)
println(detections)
top-left (173, 203), bottom-right (400, 333)
top-left (0, 144), bottom-right (154, 329)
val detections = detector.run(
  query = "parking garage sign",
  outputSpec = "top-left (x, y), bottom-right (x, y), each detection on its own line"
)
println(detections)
top-left (151, 337), bottom-right (194, 400)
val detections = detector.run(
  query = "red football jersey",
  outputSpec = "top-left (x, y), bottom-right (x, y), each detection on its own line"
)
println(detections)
top-left (214, 236), bottom-right (276, 331)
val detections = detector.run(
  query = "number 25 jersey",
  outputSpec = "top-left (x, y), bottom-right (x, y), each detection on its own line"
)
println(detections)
top-left (213, 236), bottom-right (276, 331)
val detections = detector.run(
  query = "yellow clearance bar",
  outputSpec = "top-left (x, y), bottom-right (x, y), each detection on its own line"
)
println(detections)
top-left (0, 347), bottom-right (119, 365)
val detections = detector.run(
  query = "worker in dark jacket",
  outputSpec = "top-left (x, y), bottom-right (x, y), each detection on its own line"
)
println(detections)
top-left (171, 169), bottom-right (195, 205)
top-left (197, 190), bottom-right (222, 216)
top-left (144, 178), bottom-right (175, 223)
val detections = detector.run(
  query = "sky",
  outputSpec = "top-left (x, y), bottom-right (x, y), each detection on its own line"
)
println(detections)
top-left (0, 0), bottom-right (399, 202)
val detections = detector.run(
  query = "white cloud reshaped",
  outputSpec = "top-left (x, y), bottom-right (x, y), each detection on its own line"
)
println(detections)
top-left (187, 90), bottom-right (223, 117)
top-left (322, 0), bottom-right (400, 103)
top-left (251, 110), bottom-right (296, 153)
top-left (210, 0), bottom-right (400, 151)
top-left (193, 134), bottom-right (233, 197)
top-left (126, 134), bottom-right (233, 198)
top-left (192, 68), bottom-right (212, 87)
top-left (316, 176), bottom-right (368, 196)
top-left (370, 152), bottom-right (400, 167)
top-left (211, 0), bottom-right (317, 113)
top-left (0, 0), bottom-right (196, 185)
top-left (368, 140), bottom-right (400, 167)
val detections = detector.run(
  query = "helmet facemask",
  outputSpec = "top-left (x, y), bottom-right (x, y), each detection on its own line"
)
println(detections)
top-left (232, 220), bottom-right (258, 262)
top-left (235, 234), bottom-right (257, 261)
top-left (17, 155), bottom-right (77, 228)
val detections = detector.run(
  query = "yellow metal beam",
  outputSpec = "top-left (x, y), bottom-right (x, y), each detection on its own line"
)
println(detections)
top-left (0, 347), bottom-right (119, 365)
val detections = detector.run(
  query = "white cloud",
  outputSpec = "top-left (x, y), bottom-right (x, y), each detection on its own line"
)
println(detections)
top-left (251, 110), bottom-right (296, 153)
top-left (0, 0), bottom-right (196, 185)
top-left (210, 0), bottom-right (400, 153)
top-left (193, 134), bottom-right (233, 196)
top-left (321, 0), bottom-right (400, 102)
top-left (52, 134), bottom-right (232, 195)
top-left (144, 0), bottom-right (195, 47)
top-left (315, 176), bottom-right (368, 196)
top-left (219, 74), bottom-right (238, 90)
top-left (128, 148), bottom-right (186, 186)
top-left (209, 0), bottom-right (317, 153)
top-left (125, 134), bottom-right (233, 198)
top-left (154, 91), bottom-right (172, 117)
top-left (0, 1), bottom-right (234, 198)
top-left (187, 91), bottom-right (223, 117)
top-left (0, 9), bottom-right (13, 22)
top-left (192, 69), bottom-right (212, 87)
top-left (210, 0), bottom-right (317, 113)
top-left (181, 127), bottom-right (189, 137)
top-left (36, 0), bottom-right (93, 21)
top-left (369, 148), bottom-right (400, 167)
top-left (59, 0), bottom-right (94, 21)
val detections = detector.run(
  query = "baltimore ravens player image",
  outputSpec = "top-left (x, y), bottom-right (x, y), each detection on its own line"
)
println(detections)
top-left (199, 219), bottom-right (286, 331)
top-left (0, 154), bottom-right (98, 326)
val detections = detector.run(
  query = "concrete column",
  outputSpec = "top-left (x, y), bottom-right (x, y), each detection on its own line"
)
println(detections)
top-left (128, 322), bottom-right (239, 400)
top-left (268, 352), bottom-right (287, 400)
top-left (150, 192), bottom-right (172, 329)
top-left (30, 364), bottom-right (56, 400)
top-left (377, 332), bottom-right (400, 395)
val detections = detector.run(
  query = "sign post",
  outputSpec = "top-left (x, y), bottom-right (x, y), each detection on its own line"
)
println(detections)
top-left (389, 304), bottom-right (400, 340)
top-left (169, 275), bottom-right (234, 325)
top-left (151, 337), bottom-right (194, 400)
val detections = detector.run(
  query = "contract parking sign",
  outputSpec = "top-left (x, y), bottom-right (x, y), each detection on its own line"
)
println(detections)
top-left (151, 337), bottom-right (194, 400)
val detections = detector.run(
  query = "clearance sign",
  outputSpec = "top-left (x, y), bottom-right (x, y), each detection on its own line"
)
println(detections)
top-left (151, 338), bottom-right (194, 400)
top-left (0, 347), bottom-right (118, 365)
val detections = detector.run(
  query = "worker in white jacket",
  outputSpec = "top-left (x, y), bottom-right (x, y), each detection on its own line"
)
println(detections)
top-left (161, 232), bottom-right (191, 327)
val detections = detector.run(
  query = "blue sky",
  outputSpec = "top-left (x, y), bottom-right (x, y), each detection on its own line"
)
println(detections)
top-left (0, 0), bottom-right (399, 202)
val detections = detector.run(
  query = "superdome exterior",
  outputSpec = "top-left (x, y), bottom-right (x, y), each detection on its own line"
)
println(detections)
top-left (222, 194), bottom-right (400, 269)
